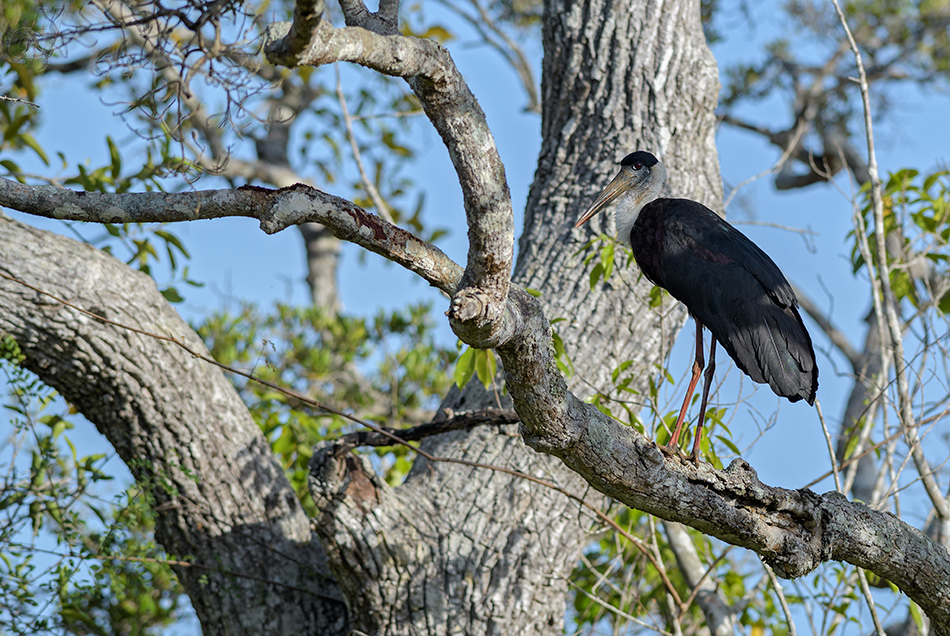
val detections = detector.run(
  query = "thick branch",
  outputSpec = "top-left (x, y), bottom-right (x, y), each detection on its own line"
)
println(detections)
top-left (0, 213), bottom-right (346, 634)
top-left (264, 10), bottom-right (515, 348)
top-left (0, 179), bottom-right (462, 296)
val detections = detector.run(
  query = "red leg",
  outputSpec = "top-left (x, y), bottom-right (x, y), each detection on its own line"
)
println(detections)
top-left (665, 321), bottom-right (704, 453)
top-left (689, 338), bottom-right (717, 464)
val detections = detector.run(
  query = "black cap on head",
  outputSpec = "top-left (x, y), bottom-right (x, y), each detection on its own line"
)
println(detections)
top-left (620, 151), bottom-right (658, 168)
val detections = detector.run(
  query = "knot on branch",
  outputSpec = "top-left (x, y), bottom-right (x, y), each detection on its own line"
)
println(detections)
top-left (309, 442), bottom-right (380, 514)
top-left (262, 15), bottom-right (334, 69)
top-left (447, 286), bottom-right (512, 349)
top-left (262, 22), bottom-right (296, 66)
top-left (448, 287), bottom-right (499, 323)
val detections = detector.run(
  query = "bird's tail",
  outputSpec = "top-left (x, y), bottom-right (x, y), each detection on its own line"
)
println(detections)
top-left (715, 303), bottom-right (818, 405)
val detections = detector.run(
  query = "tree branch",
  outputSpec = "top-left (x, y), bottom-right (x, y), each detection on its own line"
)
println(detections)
top-left (0, 179), bottom-right (462, 295)
top-left (0, 212), bottom-right (346, 633)
top-left (794, 285), bottom-right (861, 368)
top-left (832, 0), bottom-right (950, 522)
top-left (336, 407), bottom-right (520, 447)
top-left (264, 6), bottom-right (515, 349)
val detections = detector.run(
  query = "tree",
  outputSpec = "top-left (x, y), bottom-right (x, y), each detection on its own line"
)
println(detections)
top-left (1, 0), bottom-right (949, 634)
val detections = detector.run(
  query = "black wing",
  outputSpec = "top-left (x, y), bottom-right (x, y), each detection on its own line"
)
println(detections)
top-left (631, 198), bottom-right (818, 404)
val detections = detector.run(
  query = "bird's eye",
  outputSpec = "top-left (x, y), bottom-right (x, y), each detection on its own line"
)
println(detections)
top-left (633, 162), bottom-right (643, 170)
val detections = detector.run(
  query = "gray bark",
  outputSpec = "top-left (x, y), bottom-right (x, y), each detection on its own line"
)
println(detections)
top-left (1, 0), bottom-right (724, 632)
top-left (299, 222), bottom-right (343, 312)
top-left (301, 1), bottom-right (722, 634)
top-left (0, 213), bottom-right (347, 634)
top-left (3, 0), bottom-right (950, 634)
top-left (254, 116), bottom-right (344, 313)
top-left (518, 0), bottom-right (721, 395)
top-left (836, 308), bottom-right (884, 504)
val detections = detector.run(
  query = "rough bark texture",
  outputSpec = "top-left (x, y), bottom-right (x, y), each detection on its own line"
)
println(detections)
top-left (300, 2), bottom-right (723, 635)
top-left (517, 0), bottom-right (721, 396)
top-left (5, 0), bottom-right (950, 634)
top-left (0, 213), bottom-right (347, 635)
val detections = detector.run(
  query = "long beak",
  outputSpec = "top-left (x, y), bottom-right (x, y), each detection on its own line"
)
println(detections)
top-left (574, 170), bottom-right (634, 228)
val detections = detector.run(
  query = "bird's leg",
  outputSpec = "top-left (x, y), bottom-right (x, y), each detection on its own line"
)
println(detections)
top-left (664, 321), bottom-right (704, 454)
top-left (689, 338), bottom-right (717, 465)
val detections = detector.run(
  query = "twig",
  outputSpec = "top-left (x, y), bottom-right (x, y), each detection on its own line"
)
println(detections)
top-left (19, 542), bottom-right (343, 602)
top-left (0, 95), bottom-right (39, 108)
top-left (794, 286), bottom-right (861, 367)
top-left (567, 579), bottom-right (673, 635)
top-left (761, 560), bottom-right (797, 636)
top-left (803, 428), bottom-right (903, 490)
top-left (815, 399), bottom-right (842, 492)
top-left (831, 0), bottom-right (949, 520)
top-left (337, 408), bottom-right (520, 447)
top-left (856, 567), bottom-right (887, 636)
top-left (334, 65), bottom-right (394, 222)
top-left (722, 119), bottom-right (806, 210)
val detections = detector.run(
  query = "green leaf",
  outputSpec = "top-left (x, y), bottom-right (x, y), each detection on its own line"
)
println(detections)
top-left (842, 427), bottom-right (862, 461)
top-left (19, 132), bottom-right (49, 166)
top-left (601, 241), bottom-right (615, 280)
top-left (909, 602), bottom-right (923, 631)
top-left (717, 435), bottom-right (741, 456)
top-left (161, 287), bottom-right (184, 303)
top-left (939, 290), bottom-right (950, 315)
top-left (106, 135), bottom-right (122, 179)
top-left (474, 349), bottom-right (497, 389)
top-left (589, 262), bottom-right (603, 289)
top-left (453, 346), bottom-right (476, 388)
top-left (0, 159), bottom-right (21, 174)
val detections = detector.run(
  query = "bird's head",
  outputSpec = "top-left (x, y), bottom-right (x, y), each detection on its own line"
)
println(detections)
top-left (574, 151), bottom-right (667, 245)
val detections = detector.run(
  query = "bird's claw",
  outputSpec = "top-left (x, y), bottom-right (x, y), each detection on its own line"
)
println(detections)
top-left (659, 442), bottom-right (681, 458)
top-left (659, 442), bottom-right (703, 468)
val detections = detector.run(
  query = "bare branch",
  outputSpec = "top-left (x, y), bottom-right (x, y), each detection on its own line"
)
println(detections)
top-left (664, 521), bottom-right (736, 636)
top-left (334, 66), bottom-right (394, 223)
top-left (0, 178), bottom-right (462, 295)
top-left (0, 95), bottom-right (39, 107)
top-left (339, 0), bottom-right (399, 34)
top-left (337, 408), bottom-right (520, 447)
top-left (433, 0), bottom-right (540, 112)
top-left (761, 561), bottom-right (797, 636)
top-left (832, 0), bottom-right (950, 521)
top-left (264, 10), bottom-right (515, 349)
top-left (794, 286), bottom-right (861, 367)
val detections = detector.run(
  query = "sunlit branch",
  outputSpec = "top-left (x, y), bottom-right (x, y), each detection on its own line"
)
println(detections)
top-left (0, 179), bottom-right (461, 294)
top-left (264, 5), bottom-right (515, 348)
top-left (832, 0), bottom-right (950, 521)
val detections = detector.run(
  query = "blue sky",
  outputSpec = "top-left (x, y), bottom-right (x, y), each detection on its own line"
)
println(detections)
top-left (3, 10), bottom-right (950, 629)
top-left (3, 3), bottom-right (949, 632)
top-left (7, 2), bottom-right (949, 491)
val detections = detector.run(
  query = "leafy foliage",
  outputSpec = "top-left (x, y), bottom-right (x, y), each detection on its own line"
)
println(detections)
top-left (197, 302), bottom-right (457, 498)
top-left (0, 337), bottom-right (183, 635)
top-left (850, 168), bottom-right (950, 312)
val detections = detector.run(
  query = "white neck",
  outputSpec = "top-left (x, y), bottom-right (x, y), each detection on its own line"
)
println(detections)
top-left (613, 197), bottom-right (647, 247)
top-left (613, 162), bottom-right (666, 246)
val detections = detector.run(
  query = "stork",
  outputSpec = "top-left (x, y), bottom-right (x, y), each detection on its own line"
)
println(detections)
top-left (575, 151), bottom-right (818, 462)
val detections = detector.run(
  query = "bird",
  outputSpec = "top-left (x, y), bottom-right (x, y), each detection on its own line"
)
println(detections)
top-left (575, 151), bottom-right (818, 463)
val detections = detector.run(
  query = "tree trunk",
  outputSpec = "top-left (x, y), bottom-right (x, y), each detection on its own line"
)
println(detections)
top-left (0, 214), bottom-right (348, 633)
top-left (0, 0), bottom-right (720, 634)
top-left (308, 1), bottom-right (720, 634)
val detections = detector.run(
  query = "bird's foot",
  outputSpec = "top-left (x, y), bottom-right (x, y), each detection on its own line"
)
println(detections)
top-left (659, 442), bottom-right (682, 458)
top-left (687, 449), bottom-right (702, 467)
